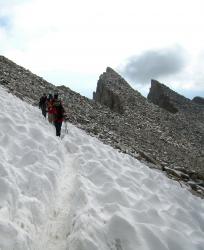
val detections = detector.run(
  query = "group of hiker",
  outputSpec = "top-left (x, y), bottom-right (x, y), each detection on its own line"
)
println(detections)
top-left (39, 93), bottom-right (65, 137)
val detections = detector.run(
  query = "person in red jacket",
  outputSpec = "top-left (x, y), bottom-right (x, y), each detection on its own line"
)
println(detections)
top-left (52, 93), bottom-right (65, 137)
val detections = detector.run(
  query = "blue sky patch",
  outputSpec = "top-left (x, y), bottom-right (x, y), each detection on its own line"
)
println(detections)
top-left (0, 16), bottom-right (10, 28)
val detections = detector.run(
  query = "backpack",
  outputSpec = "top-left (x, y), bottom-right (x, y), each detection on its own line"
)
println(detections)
top-left (53, 100), bottom-right (65, 120)
top-left (47, 99), bottom-right (54, 112)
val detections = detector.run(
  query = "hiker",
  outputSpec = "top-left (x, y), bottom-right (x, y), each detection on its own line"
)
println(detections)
top-left (47, 94), bottom-right (54, 123)
top-left (53, 93), bottom-right (65, 137)
top-left (39, 93), bottom-right (47, 118)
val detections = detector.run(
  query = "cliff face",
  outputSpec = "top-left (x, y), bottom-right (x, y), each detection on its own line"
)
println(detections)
top-left (192, 96), bottom-right (204, 105)
top-left (93, 69), bottom-right (124, 113)
top-left (1, 56), bottom-right (204, 195)
top-left (147, 79), bottom-right (204, 132)
top-left (147, 79), bottom-right (203, 112)
top-left (93, 67), bottom-right (137, 113)
top-left (147, 80), bottom-right (179, 113)
top-left (93, 67), bottom-right (147, 113)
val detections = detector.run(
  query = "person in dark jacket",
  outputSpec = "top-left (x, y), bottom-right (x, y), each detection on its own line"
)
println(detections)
top-left (39, 93), bottom-right (47, 118)
top-left (47, 94), bottom-right (54, 123)
top-left (52, 93), bottom-right (65, 137)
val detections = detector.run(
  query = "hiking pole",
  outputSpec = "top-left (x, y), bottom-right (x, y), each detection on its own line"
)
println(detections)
top-left (64, 120), bottom-right (68, 134)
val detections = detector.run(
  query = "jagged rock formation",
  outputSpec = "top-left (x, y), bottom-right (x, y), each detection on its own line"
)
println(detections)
top-left (1, 55), bottom-right (204, 196)
top-left (148, 80), bottom-right (204, 114)
top-left (93, 67), bottom-right (133, 113)
top-left (192, 96), bottom-right (204, 105)
top-left (147, 80), bottom-right (178, 113)
top-left (147, 79), bottom-right (204, 138)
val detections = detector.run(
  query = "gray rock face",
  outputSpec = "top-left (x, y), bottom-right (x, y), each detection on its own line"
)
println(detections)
top-left (147, 80), bottom-right (178, 113)
top-left (93, 67), bottom-right (127, 113)
top-left (1, 56), bottom-right (204, 197)
top-left (192, 96), bottom-right (204, 105)
top-left (94, 67), bottom-right (147, 114)
top-left (147, 79), bottom-right (204, 136)
top-left (148, 79), bottom-right (204, 119)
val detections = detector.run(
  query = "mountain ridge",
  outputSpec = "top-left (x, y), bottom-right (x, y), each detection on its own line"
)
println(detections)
top-left (0, 55), bottom-right (204, 196)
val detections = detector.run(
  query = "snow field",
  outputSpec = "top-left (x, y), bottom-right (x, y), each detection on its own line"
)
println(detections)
top-left (64, 125), bottom-right (204, 250)
top-left (0, 87), bottom-right (65, 249)
top-left (33, 153), bottom-right (76, 250)
top-left (0, 86), bottom-right (204, 250)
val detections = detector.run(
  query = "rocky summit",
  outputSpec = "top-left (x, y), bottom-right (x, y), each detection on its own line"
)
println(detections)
top-left (0, 55), bottom-right (204, 196)
top-left (192, 96), bottom-right (204, 105)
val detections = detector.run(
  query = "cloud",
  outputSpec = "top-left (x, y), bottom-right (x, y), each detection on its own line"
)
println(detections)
top-left (193, 53), bottom-right (204, 88)
top-left (0, 0), bottom-right (204, 99)
top-left (120, 46), bottom-right (187, 84)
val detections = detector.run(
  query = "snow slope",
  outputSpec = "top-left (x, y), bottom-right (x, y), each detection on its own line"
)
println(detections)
top-left (0, 86), bottom-right (204, 250)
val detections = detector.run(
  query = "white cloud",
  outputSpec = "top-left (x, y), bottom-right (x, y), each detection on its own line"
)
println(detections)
top-left (0, 0), bottom-right (204, 97)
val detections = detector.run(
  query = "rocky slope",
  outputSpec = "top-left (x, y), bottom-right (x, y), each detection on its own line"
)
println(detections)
top-left (94, 68), bottom-right (204, 167)
top-left (0, 55), bottom-right (204, 196)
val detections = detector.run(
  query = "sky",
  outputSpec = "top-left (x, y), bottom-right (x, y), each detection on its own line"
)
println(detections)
top-left (0, 0), bottom-right (204, 99)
